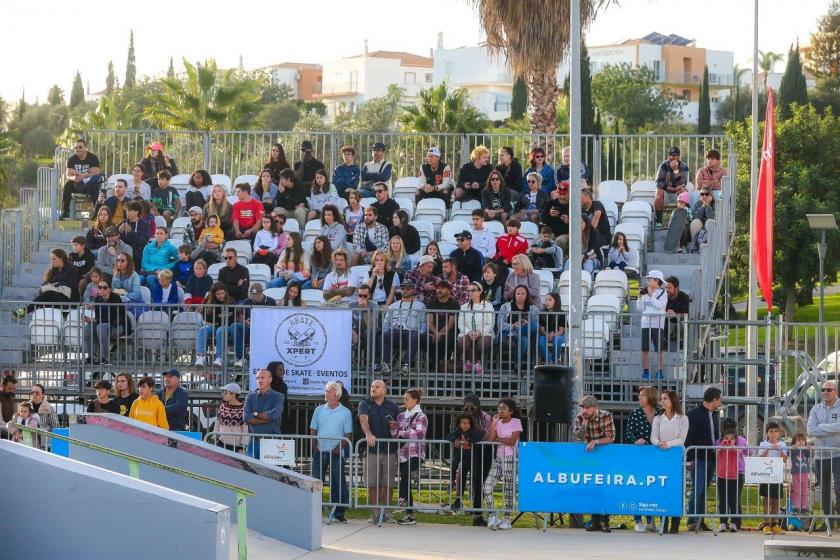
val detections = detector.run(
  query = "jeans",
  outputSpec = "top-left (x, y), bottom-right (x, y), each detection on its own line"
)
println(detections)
top-left (267, 276), bottom-right (312, 289)
top-left (500, 321), bottom-right (538, 363)
top-left (83, 322), bottom-right (123, 360)
top-left (537, 334), bottom-right (565, 363)
top-left (687, 457), bottom-right (715, 525)
top-left (196, 324), bottom-right (244, 359)
top-left (312, 450), bottom-right (349, 516)
top-left (144, 273), bottom-right (160, 290)
top-left (382, 328), bottom-right (420, 366)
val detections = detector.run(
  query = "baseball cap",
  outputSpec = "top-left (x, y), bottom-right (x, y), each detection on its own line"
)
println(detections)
top-left (668, 146), bottom-right (681, 156)
top-left (222, 383), bottom-right (242, 394)
top-left (162, 368), bottom-right (181, 378)
top-left (149, 142), bottom-right (163, 151)
top-left (556, 182), bottom-right (569, 193)
top-left (647, 269), bottom-right (665, 282)
top-left (249, 283), bottom-right (264, 294)
top-left (580, 395), bottom-right (598, 408)
top-left (301, 140), bottom-right (314, 151)
top-left (418, 255), bottom-right (435, 267)
top-left (188, 206), bottom-right (202, 215)
top-left (456, 230), bottom-right (472, 240)
top-left (371, 142), bottom-right (386, 151)
top-left (427, 147), bottom-right (441, 157)
top-left (400, 281), bottom-right (416, 290)
top-left (677, 192), bottom-right (691, 205)
top-left (435, 279), bottom-right (452, 289)
top-left (104, 226), bottom-right (119, 237)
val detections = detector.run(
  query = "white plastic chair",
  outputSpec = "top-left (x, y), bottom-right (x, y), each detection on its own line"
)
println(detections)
top-left (596, 180), bottom-right (628, 205)
top-left (360, 197), bottom-right (376, 208)
top-left (233, 174), bottom-right (259, 188)
top-left (440, 221), bottom-right (468, 244)
top-left (415, 198), bottom-right (447, 233)
top-left (581, 316), bottom-right (611, 359)
top-left (170, 216), bottom-right (192, 240)
top-left (301, 289), bottom-right (325, 307)
top-left (586, 294), bottom-right (622, 330)
top-left (593, 269), bottom-right (628, 302)
top-left (207, 263), bottom-right (224, 282)
top-left (628, 180), bottom-right (657, 207)
top-left (136, 310), bottom-right (170, 353)
top-left (409, 220), bottom-right (435, 250)
top-left (619, 200), bottom-right (653, 230)
top-left (350, 265), bottom-right (370, 287)
top-left (438, 242), bottom-right (457, 256)
top-left (104, 173), bottom-right (134, 196)
top-left (558, 270), bottom-right (592, 311)
top-left (484, 221), bottom-right (505, 238)
top-left (303, 219), bottom-right (322, 245)
top-left (171, 311), bottom-right (203, 351)
top-left (393, 177), bottom-right (421, 200)
top-left (535, 269), bottom-right (556, 298)
top-left (154, 216), bottom-right (167, 229)
top-left (246, 264), bottom-right (272, 289)
top-left (62, 309), bottom-right (85, 350)
top-left (28, 308), bottom-right (64, 347)
top-left (450, 199), bottom-right (481, 222)
top-left (395, 198), bottom-right (415, 220)
top-left (283, 218), bottom-right (300, 235)
top-left (614, 222), bottom-right (646, 255)
top-left (519, 221), bottom-right (539, 243)
top-left (140, 286), bottom-right (152, 304)
top-left (263, 287), bottom-right (286, 301)
top-left (601, 199), bottom-right (619, 233)
top-left (223, 240), bottom-right (253, 265)
top-left (211, 174), bottom-right (232, 193)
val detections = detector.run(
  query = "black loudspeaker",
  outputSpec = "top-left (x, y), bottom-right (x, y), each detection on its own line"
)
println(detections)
top-left (534, 365), bottom-right (573, 423)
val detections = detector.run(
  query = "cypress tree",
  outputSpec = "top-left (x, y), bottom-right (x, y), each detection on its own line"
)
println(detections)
top-left (124, 30), bottom-right (136, 89)
top-left (511, 75), bottom-right (527, 120)
top-left (581, 44), bottom-right (594, 135)
top-left (106, 61), bottom-right (116, 94)
top-left (167, 57), bottom-right (175, 79)
top-left (698, 66), bottom-right (711, 133)
top-left (778, 44), bottom-right (809, 119)
top-left (70, 71), bottom-right (85, 108)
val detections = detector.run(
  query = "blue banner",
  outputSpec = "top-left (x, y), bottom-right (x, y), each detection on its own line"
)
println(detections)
top-left (518, 442), bottom-right (683, 516)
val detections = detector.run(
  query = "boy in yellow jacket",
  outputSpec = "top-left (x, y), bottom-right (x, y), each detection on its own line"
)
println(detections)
top-left (129, 376), bottom-right (169, 429)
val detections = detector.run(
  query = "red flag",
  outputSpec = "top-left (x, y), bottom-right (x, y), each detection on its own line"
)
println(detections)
top-left (753, 88), bottom-right (775, 310)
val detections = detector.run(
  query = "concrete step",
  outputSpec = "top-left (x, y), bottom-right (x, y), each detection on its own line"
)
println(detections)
top-left (49, 228), bottom-right (85, 243)
top-left (12, 273), bottom-right (46, 289)
top-left (0, 287), bottom-right (38, 301)
top-left (31, 252), bottom-right (54, 265)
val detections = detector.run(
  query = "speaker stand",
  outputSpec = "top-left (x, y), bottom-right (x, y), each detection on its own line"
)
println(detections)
top-left (511, 512), bottom-right (566, 531)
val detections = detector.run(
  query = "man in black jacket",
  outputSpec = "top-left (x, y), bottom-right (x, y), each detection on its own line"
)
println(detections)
top-left (119, 201), bottom-right (151, 265)
top-left (684, 386), bottom-right (721, 531)
top-left (218, 248), bottom-right (250, 302)
top-left (82, 277), bottom-right (128, 365)
top-left (542, 183), bottom-right (570, 256)
top-left (370, 182), bottom-right (400, 228)
top-left (274, 168), bottom-right (309, 226)
top-left (449, 231), bottom-right (483, 282)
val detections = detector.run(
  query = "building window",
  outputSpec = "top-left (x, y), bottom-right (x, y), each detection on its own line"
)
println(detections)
top-left (425, 73), bottom-right (433, 83)
top-left (652, 60), bottom-right (662, 81)
top-left (348, 71), bottom-right (358, 92)
top-left (711, 96), bottom-right (720, 103)
top-left (681, 90), bottom-right (691, 100)
top-left (404, 72), bottom-right (416, 84)
top-left (494, 94), bottom-right (512, 113)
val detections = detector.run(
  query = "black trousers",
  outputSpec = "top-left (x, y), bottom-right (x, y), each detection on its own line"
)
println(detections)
top-left (62, 177), bottom-right (103, 212)
top-left (399, 457), bottom-right (422, 513)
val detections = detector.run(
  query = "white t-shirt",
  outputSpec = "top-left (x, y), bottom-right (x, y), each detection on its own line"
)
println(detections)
top-left (470, 227), bottom-right (496, 260)
top-left (323, 270), bottom-right (359, 303)
top-left (759, 439), bottom-right (788, 458)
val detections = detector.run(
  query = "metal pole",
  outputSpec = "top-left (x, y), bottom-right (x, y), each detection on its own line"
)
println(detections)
top-left (818, 229), bottom-right (827, 359)
top-left (568, 0), bottom-right (584, 429)
top-left (745, 0), bottom-right (760, 445)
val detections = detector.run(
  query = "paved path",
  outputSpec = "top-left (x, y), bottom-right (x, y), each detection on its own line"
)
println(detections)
top-left (239, 521), bottom-right (838, 559)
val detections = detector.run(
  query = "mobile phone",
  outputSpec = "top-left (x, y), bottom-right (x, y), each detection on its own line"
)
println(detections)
top-left (386, 415), bottom-right (395, 423)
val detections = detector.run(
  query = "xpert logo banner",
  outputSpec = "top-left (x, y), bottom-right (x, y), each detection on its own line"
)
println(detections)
top-left (518, 443), bottom-right (683, 515)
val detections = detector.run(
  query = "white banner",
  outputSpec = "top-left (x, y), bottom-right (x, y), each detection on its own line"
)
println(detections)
top-left (249, 307), bottom-right (352, 395)
top-left (259, 438), bottom-right (296, 466)
top-left (744, 456), bottom-right (785, 484)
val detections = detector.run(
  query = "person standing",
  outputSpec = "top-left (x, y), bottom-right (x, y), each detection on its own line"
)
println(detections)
top-left (216, 383), bottom-right (247, 453)
top-left (244, 369), bottom-right (285, 458)
top-left (358, 379), bottom-right (400, 523)
top-left (391, 388), bottom-right (428, 526)
top-left (481, 398), bottom-right (523, 531)
top-left (129, 377), bottom-right (169, 429)
top-left (310, 382), bottom-right (353, 523)
top-left (625, 386), bottom-right (661, 533)
top-left (573, 395), bottom-right (616, 532)
top-left (158, 369), bottom-right (188, 432)
top-left (113, 373), bottom-right (138, 417)
top-left (684, 386), bottom-right (722, 532)
top-left (87, 380), bottom-right (118, 414)
top-left (638, 270), bottom-right (668, 380)
top-left (651, 389), bottom-right (689, 534)
top-left (808, 380), bottom-right (840, 528)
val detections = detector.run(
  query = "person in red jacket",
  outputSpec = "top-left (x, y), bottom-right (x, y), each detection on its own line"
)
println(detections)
top-left (493, 219), bottom-right (528, 278)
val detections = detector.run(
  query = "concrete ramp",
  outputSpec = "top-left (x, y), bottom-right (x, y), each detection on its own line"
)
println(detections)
top-left (70, 413), bottom-right (322, 551)
top-left (0, 439), bottom-right (230, 560)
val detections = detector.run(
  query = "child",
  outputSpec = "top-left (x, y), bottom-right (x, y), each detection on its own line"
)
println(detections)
top-left (607, 232), bottom-right (635, 270)
top-left (70, 235), bottom-right (95, 299)
top-left (139, 199), bottom-right (157, 239)
top-left (759, 422), bottom-right (788, 534)
top-left (493, 218), bottom-right (528, 269)
top-left (718, 417), bottom-right (748, 530)
top-left (675, 192), bottom-right (692, 252)
top-left (151, 170), bottom-right (181, 226)
top-left (252, 215), bottom-right (279, 271)
top-left (194, 214), bottom-right (224, 265)
top-left (537, 293), bottom-right (566, 363)
top-left (184, 259), bottom-right (212, 305)
top-left (446, 413), bottom-right (486, 511)
top-left (306, 169), bottom-right (339, 221)
top-left (172, 245), bottom-right (194, 288)
top-left (481, 398), bottom-right (523, 530)
top-left (527, 226), bottom-right (563, 269)
top-left (8, 402), bottom-right (42, 448)
top-left (716, 428), bottom-right (741, 532)
top-left (83, 267), bottom-right (104, 302)
top-left (790, 432), bottom-right (812, 516)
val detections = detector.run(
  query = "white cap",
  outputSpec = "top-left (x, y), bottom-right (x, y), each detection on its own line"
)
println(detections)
top-left (222, 383), bottom-right (242, 394)
top-left (427, 147), bottom-right (441, 157)
top-left (647, 270), bottom-right (665, 282)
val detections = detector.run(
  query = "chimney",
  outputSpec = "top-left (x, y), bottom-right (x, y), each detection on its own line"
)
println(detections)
top-left (437, 32), bottom-right (444, 50)
top-left (364, 38), bottom-right (369, 56)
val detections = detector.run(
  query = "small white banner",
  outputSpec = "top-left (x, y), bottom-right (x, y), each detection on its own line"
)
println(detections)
top-left (744, 456), bottom-right (785, 484)
top-left (259, 438), bottom-right (296, 467)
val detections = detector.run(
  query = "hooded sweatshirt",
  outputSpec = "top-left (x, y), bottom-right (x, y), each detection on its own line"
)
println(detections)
top-left (129, 395), bottom-right (170, 429)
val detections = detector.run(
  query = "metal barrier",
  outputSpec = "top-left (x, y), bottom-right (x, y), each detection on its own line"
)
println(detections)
top-left (204, 432), bottom-right (353, 521)
top-left (684, 445), bottom-right (840, 535)
top-left (12, 422), bottom-right (255, 559)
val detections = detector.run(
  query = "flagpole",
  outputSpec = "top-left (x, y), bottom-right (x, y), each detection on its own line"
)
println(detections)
top-left (745, 0), bottom-right (760, 445)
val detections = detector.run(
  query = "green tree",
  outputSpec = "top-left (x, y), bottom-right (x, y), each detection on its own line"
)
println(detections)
top-left (812, 77), bottom-right (840, 115)
top-left (727, 104), bottom-right (840, 320)
top-left (510, 75), bottom-right (527, 120)
top-left (258, 101), bottom-right (301, 130)
top-left (106, 61), bottom-right (116, 94)
top-left (145, 58), bottom-right (262, 131)
top-left (124, 30), bottom-right (136, 89)
top-left (580, 44), bottom-right (595, 134)
top-left (757, 50), bottom-right (784, 89)
top-left (292, 111), bottom-right (331, 133)
top-left (399, 82), bottom-right (489, 133)
top-left (352, 84), bottom-right (404, 131)
top-left (15, 91), bottom-right (26, 121)
top-left (69, 71), bottom-right (85, 108)
top-left (47, 86), bottom-right (64, 107)
top-left (716, 86), bottom-right (767, 126)
top-left (61, 94), bottom-right (145, 146)
top-left (778, 44), bottom-right (809, 120)
top-left (698, 66), bottom-right (711, 133)
top-left (167, 57), bottom-right (175, 79)
top-left (261, 83), bottom-right (294, 104)
top-left (805, 1), bottom-right (840, 78)
top-left (591, 63), bottom-right (681, 131)
top-left (473, 0), bottom-right (613, 140)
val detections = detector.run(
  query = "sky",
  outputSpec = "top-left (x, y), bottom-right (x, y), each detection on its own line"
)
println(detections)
top-left (1, 0), bottom-right (831, 103)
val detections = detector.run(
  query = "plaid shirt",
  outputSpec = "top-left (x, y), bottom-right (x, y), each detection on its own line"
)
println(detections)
top-left (573, 409), bottom-right (615, 443)
top-left (390, 408), bottom-right (428, 463)
top-left (444, 272), bottom-right (471, 305)
top-left (352, 222), bottom-right (389, 254)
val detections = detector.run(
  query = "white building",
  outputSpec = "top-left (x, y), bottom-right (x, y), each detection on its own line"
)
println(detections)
top-left (319, 42), bottom-right (434, 118)
top-left (262, 62), bottom-right (322, 101)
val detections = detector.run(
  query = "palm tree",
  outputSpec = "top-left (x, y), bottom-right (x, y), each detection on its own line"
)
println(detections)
top-left (145, 59), bottom-right (262, 131)
top-left (757, 50), bottom-right (784, 89)
top-left (473, 0), bottom-right (613, 153)
top-left (399, 82), bottom-right (490, 133)
top-left (60, 94), bottom-right (145, 147)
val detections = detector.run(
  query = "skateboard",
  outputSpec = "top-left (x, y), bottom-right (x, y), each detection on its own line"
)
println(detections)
top-left (664, 208), bottom-right (688, 252)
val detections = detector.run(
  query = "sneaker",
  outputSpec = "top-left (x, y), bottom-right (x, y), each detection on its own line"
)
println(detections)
top-left (487, 514), bottom-right (499, 530)
top-left (771, 524), bottom-right (784, 534)
top-left (212, 357), bottom-right (223, 367)
top-left (373, 363), bottom-right (382, 373)
top-left (397, 498), bottom-right (408, 508)
top-left (645, 521), bottom-right (658, 533)
top-left (383, 513), bottom-right (397, 524)
top-left (99, 358), bottom-right (110, 365)
top-left (450, 498), bottom-right (462, 512)
top-left (586, 522), bottom-right (603, 532)
top-left (497, 518), bottom-right (512, 530)
top-left (654, 370), bottom-right (665, 380)
top-left (398, 514), bottom-right (416, 525)
top-left (762, 524), bottom-right (772, 535)
top-left (12, 308), bottom-right (26, 320)
top-left (641, 370), bottom-right (650, 380)
top-left (634, 521), bottom-right (645, 533)
top-left (729, 523), bottom-right (738, 533)
top-left (400, 363), bottom-right (410, 375)
top-left (473, 361), bottom-right (483, 375)
top-left (472, 516), bottom-right (487, 527)
top-left (655, 222), bottom-right (664, 230)
top-left (464, 361), bottom-right (473, 373)
top-left (234, 358), bottom-right (244, 368)
top-left (720, 522), bottom-right (729, 532)
top-left (333, 515), bottom-right (348, 523)
top-left (380, 363), bottom-right (391, 375)
top-left (195, 355), bottom-right (205, 367)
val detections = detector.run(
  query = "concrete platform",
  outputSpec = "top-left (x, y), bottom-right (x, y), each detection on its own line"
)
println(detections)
top-left (243, 520), bottom-right (840, 560)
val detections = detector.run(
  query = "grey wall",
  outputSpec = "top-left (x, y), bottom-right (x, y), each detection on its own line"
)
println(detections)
top-left (0, 440), bottom-right (229, 560)
top-left (70, 414), bottom-right (322, 551)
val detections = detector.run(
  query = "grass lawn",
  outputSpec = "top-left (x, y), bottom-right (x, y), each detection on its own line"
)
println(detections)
top-left (727, 293), bottom-right (840, 347)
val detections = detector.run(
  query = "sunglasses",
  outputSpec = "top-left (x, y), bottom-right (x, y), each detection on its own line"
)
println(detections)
top-left (534, 155), bottom-right (545, 159)
top-left (469, 288), bottom-right (480, 292)
top-left (117, 258), bottom-right (127, 262)
top-left (490, 177), bottom-right (501, 181)
top-left (224, 256), bottom-right (236, 260)
top-left (700, 192), bottom-right (711, 196)
top-left (358, 294), bottom-right (369, 299)
top-left (375, 190), bottom-right (386, 194)
top-left (528, 179), bottom-right (539, 183)
top-left (822, 388), bottom-right (835, 392)
top-left (98, 285), bottom-right (110, 289)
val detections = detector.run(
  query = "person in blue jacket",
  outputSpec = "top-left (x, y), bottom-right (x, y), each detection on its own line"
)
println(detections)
top-left (332, 145), bottom-right (361, 198)
top-left (360, 142), bottom-right (393, 198)
top-left (158, 369), bottom-right (189, 431)
top-left (522, 146), bottom-right (555, 194)
top-left (140, 226), bottom-right (179, 291)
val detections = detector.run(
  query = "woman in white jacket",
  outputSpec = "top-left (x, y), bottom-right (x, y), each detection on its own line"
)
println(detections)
top-left (458, 282), bottom-right (495, 375)
top-left (636, 269), bottom-right (668, 380)
top-left (650, 388), bottom-right (689, 533)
